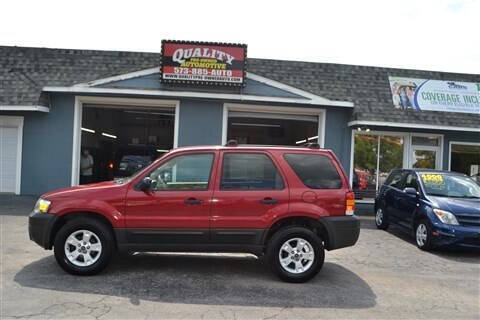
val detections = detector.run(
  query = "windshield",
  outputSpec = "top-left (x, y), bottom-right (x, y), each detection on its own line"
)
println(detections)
top-left (420, 173), bottom-right (480, 198)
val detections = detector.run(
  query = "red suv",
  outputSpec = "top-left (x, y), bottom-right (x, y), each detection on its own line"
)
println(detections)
top-left (29, 143), bottom-right (360, 282)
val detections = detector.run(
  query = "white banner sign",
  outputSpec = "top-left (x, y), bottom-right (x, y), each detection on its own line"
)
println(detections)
top-left (388, 76), bottom-right (480, 114)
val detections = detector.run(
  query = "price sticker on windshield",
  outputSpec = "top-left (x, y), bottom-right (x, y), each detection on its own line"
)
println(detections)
top-left (421, 174), bottom-right (444, 184)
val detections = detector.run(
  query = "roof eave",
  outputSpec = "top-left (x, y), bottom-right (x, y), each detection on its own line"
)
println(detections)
top-left (42, 86), bottom-right (354, 108)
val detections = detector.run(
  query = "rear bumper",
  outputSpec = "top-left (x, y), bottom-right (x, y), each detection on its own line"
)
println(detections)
top-left (320, 215), bottom-right (360, 250)
top-left (28, 211), bottom-right (58, 249)
top-left (432, 223), bottom-right (480, 249)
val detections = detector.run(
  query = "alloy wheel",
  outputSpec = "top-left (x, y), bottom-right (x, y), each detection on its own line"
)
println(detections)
top-left (416, 223), bottom-right (427, 247)
top-left (278, 237), bottom-right (315, 274)
top-left (64, 229), bottom-right (102, 267)
top-left (375, 208), bottom-right (383, 226)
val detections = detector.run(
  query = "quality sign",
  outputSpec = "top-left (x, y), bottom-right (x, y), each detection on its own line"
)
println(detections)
top-left (160, 40), bottom-right (247, 86)
top-left (389, 76), bottom-right (480, 114)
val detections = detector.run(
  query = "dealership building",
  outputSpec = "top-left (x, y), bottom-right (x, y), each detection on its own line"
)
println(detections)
top-left (0, 43), bottom-right (479, 204)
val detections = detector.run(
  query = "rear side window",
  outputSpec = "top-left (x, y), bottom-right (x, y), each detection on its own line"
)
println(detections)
top-left (221, 153), bottom-right (284, 190)
top-left (386, 171), bottom-right (404, 189)
top-left (284, 153), bottom-right (343, 189)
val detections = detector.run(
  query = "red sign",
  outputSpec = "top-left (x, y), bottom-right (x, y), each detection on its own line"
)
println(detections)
top-left (160, 40), bottom-right (247, 86)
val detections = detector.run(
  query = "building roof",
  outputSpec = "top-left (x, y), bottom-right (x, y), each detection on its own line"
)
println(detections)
top-left (1, 45), bottom-right (479, 129)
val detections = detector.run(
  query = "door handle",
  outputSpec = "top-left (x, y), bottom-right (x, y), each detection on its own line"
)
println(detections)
top-left (260, 197), bottom-right (278, 205)
top-left (184, 197), bottom-right (203, 205)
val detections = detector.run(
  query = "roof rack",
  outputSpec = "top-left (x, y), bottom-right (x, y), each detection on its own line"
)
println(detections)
top-left (224, 140), bottom-right (322, 149)
top-left (302, 142), bottom-right (320, 149)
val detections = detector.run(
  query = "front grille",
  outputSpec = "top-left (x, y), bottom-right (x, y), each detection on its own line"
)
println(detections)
top-left (456, 214), bottom-right (480, 227)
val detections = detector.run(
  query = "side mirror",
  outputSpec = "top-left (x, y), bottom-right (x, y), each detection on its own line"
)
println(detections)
top-left (403, 187), bottom-right (418, 197)
top-left (139, 177), bottom-right (152, 191)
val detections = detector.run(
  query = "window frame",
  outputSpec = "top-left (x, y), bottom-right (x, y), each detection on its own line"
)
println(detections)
top-left (219, 151), bottom-right (286, 191)
top-left (137, 152), bottom-right (216, 192)
top-left (283, 152), bottom-right (344, 190)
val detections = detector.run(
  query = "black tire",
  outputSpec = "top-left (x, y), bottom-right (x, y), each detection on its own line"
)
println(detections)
top-left (267, 226), bottom-right (325, 283)
top-left (375, 207), bottom-right (389, 230)
top-left (415, 219), bottom-right (434, 251)
top-left (54, 217), bottom-right (115, 275)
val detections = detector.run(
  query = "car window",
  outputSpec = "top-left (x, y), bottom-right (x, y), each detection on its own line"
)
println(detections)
top-left (284, 153), bottom-right (343, 189)
top-left (148, 153), bottom-right (214, 191)
top-left (404, 173), bottom-right (419, 191)
top-left (386, 171), bottom-right (404, 189)
top-left (221, 153), bottom-right (284, 190)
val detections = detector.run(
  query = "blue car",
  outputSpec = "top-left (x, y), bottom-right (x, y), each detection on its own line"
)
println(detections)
top-left (375, 169), bottom-right (480, 250)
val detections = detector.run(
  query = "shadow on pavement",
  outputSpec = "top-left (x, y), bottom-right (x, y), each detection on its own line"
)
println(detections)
top-left (15, 253), bottom-right (376, 309)
top-left (383, 221), bottom-right (480, 263)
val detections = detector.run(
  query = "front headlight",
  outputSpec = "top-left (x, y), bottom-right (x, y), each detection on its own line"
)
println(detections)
top-left (433, 208), bottom-right (459, 225)
top-left (33, 198), bottom-right (51, 214)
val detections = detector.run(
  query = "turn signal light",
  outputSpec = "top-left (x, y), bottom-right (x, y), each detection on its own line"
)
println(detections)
top-left (345, 192), bottom-right (355, 216)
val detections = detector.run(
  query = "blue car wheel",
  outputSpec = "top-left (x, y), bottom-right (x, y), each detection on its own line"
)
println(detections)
top-left (375, 208), bottom-right (389, 230)
top-left (415, 219), bottom-right (434, 251)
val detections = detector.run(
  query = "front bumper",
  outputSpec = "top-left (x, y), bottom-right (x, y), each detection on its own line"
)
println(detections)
top-left (431, 222), bottom-right (480, 249)
top-left (320, 215), bottom-right (360, 250)
top-left (28, 211), bottom-right (58, 249)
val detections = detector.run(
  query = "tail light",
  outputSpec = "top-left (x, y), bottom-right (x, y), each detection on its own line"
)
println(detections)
top-left (108, 162), bottom-right (114, 170)
top-left (345, 191), bottom-right (355, 216)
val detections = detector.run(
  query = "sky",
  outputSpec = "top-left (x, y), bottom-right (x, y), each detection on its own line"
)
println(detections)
top-left (1, 0), bottom-right (479, 74)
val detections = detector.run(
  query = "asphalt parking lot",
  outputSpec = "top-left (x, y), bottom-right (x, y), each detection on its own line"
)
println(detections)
top-left (1, 196), bottom-right (479, 319)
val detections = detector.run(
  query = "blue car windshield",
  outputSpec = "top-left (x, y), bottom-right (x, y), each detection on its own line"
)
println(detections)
top-left (420, 173), bottom-right (480, 198)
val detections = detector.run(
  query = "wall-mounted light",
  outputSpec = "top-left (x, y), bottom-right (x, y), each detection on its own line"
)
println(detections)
top-left (156, 149), bottom-right (169, 153)
top-left (81, 127), bottom-right (95, 134)
top-left (102, 132), bottom-right (117, 139)
top-left (296, 139), bottom-right (307, 144)
top-left (356, 126), bottom-right (371, 132)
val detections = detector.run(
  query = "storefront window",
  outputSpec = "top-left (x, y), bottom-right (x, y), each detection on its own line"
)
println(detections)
top-left (353, 134), bottom-right (378, 199)
top-left (450, 143), bottom-right (480, 184)
top-left (353, 133), bottom-right (404, 199)
top-left (379, 136), bottom-right (404, 187)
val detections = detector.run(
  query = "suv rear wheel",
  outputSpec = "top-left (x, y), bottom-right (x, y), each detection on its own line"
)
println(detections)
top-left (54, 217), bottom-right (115, 275)
top-left (267, 226), bottom-right (324, 283)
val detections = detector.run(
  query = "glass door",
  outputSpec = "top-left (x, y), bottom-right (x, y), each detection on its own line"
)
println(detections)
top-left (410, 135), bottom-right (441, 169)
top-left (411, 147), bottom-right (437, 169)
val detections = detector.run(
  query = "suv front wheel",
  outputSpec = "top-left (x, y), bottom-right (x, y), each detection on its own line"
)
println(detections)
top-left (54, 217), bottom-right (115, 275)
top-left (267, 226), bottom-right (325, 283)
